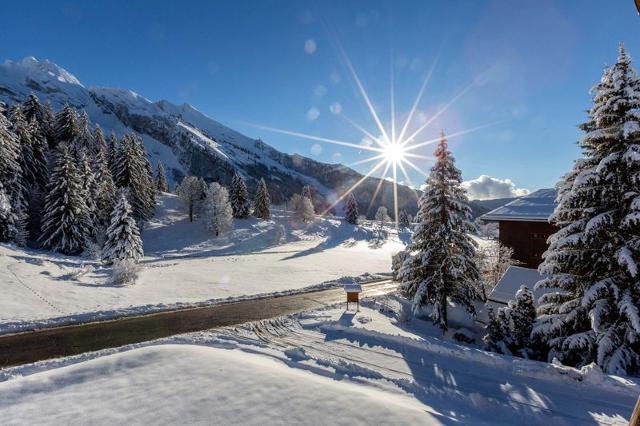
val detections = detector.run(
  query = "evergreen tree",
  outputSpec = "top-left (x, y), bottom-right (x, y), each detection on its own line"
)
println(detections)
top-left (107, 132), bottom-right (119, 176)
top-left (6, 105), bottom-right (30, 245)
top-left (204, 182), bottom-right (234, 236)
top-left (41, 101), bottom-right (56, 147)
top-left (398, 132), bottom-right (480, 332)
top-left (229, 172), bottom-right (250, 218)
top-left (27, 118), bottom-right (49, 190)
top-left (253, 178), bottom-right (271, 219)
top-left (301, 185), bottom-right (315, 213)
top-left (93, 125), bottom-right (107, 156)
top-left (113, 134), bottom-right (155, 221)
top-left (92, 145), bottom-right (115, 231)
top-left (483, 308), bottom-right (511, 355)
top-left (78, 149), bottom-right (98, 238)
top-left (40, 146), bottom-right (91, 255)
top-left (533, 44), bottom-right (640, 375)
top-left (508, 286), bottom-right (536, 356)
top-left (345, 192), bottom-right (359, 225)
top-left (53, 104), bottom-right (79, 146)
top-left (155, 162), bottom-right (169, 193)
top-left (22, 94), bottom-right (44, 124)
top-left (0, 181), bottom-right (14, 242)
top-left (0, 111), bottom-right (22, 242)
top-left (102, 189), bottom-right (143, 263)
top-left (398, 209), bottom-right (411, 229)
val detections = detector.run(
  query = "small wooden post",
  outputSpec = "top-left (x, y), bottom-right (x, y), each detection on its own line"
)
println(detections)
top-left (630, 395), bottom-right (640, 426)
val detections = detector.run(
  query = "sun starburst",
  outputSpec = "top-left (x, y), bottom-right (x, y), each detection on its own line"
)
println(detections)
top-left (245, 49), bottom-right (500, 227)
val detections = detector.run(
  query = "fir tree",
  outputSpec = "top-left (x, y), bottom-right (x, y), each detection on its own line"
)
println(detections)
top-left (508, 286), bottom-right (536, 356)
top-left (78, 149), bottom-right (98, 238)
top-left (53, 104), bottom-right (79, 146)
top-left (398, 209), bottom-right (411, 229)
top-left (0, 111), bottom-right (21, 242)
top-left (302, 185), bottom-right (315, 213)
top-left (398, 132), bottom-right (480, 332)
top-left (41, 101), bottom-right (56, 147)
top-left (345, 192), bottom-right (359, 225)
top-left (483, 308), bottom-right (511, 355)
top-left (253, 178), bottom-right (271, 219)
top-left (0, 181), bottom-right (14, 242)
top-left (155, 162), bottom-right (169, 193)
top-left (113, 134), bottom-right (155, 221)
top-left (102, 189), bottom-right (143, 263)
top-left (93, 125), bottom-right (107, 156)
top-left (92, 146), bottom-right (116, 230)
top-left (27, 118), bottom-right (49, 190)
top-left (204, 182), bottom-right (234, 236)
top-left (107, 132), bottom-right (119, 176)
top-left (22, 94), bottom-right (44, 124)
top-left (534, 44), bottom-right (640, 375)
top-left (40, 146), bottom-right (91, 255)
top-left (229, 172), bottom-right (250, 218)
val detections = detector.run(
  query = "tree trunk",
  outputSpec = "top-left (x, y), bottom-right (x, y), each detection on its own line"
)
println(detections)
top-left (189, 203), bottom-right (193, 222)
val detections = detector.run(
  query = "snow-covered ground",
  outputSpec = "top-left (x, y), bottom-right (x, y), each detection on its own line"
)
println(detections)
top-left (0, 194), bottom-right (404, 333)
top-left (0, 294), bottom-right (636, 425)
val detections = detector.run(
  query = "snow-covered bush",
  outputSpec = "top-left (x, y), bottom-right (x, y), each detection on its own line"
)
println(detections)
top-left (106, 259), bottom-right (140, 286)
top-left (289, 194), bottom-right (314, 223)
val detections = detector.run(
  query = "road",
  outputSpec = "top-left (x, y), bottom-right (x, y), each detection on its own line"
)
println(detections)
top-left (0, 280), bottom-right (397, 368)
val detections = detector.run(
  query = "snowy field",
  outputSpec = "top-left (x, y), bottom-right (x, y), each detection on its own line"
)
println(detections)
top-left (0, 293), bottom-right (636, 425)
top-left (0, 194), bottom-right (404, 333)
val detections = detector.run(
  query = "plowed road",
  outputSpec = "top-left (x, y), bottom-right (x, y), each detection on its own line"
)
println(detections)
top-left (0, 280), bottom-right (397, 368)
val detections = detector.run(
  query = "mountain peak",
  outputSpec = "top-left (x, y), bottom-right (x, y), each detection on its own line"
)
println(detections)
top-left (2, 56), bottom-right (84, 87)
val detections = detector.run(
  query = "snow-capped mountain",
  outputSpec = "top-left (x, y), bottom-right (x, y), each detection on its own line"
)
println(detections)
top-left (0, 56), bottom-right (419, 215)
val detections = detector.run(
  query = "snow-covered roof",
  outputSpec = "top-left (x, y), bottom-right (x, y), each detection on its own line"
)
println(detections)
top-left (476, 265), bottom-right (549, 324)
top-left (343, 284), bottom-right (363, 293)
top-left (481, 188), bottom-right (558, 222)
top-left (488, 266), bottom-right (546, 305)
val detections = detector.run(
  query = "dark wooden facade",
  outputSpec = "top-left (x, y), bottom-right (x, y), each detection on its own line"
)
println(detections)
top-left (498, 221), bottom-right (558, 268)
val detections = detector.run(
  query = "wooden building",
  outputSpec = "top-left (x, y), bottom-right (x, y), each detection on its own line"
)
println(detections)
top-left (481, 189), bottom-right (558, 268)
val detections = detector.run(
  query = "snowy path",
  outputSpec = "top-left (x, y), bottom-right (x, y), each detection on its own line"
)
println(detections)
top-left (0, 296), bottom-right (636, 425)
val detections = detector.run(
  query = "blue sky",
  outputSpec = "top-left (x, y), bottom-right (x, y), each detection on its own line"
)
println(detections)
top-left (2, 1), bottom-right (639, 196)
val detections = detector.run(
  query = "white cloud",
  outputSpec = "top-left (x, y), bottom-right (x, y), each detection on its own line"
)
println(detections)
top-left (329, 102), bottom-right (342, 114)
top-left (306, 107), bottom-right (320, 121)
top-left (462, 175), bottom-right (530, 200)
top-left (304, 39), bottom-right (317, 54)
top-left (331, 152), bottom-right (342, 163)
top-left (311, 144), bottom-right (322, 155)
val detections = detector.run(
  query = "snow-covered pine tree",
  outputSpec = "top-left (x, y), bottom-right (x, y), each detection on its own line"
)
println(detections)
top-left (483, 307), bottom-right (511, 355)
top-left (155, 162), bottom-right (169, 193)
top-left (0, 111), bottom-right (21, 242)
top-left (229, 172), bottom-right (250, 218)
top-left (113, 134), bottom-right (155, 222)
top-left (176, 175), bottom-right (202, 222)
top-left (70, 111), bottom-right (94, 160)
top-left (22, 94), bottom-right (44, 124)
top-left (253, 178), bottom-right (271, 220)
top-left (507, 285), bottom-right (536, 357)
top-left (53, 104), bottom-right (79, 146)
top-left (78, 149), bottom-right (98, 238)
top-left (93, 125), bottom-right (107, 156)
top-left (345, 192), bottom-right (359, 225)
top-left (0, 181), bottom-right (14, 242)
top-left (204, 182), bottom-right (234, 236)
top-left (398, 132), bottom-right (480, 332)
top-left (40, 145), bottom-right (91, 255)
top-left (6, 105), bottom-right (30, 245)
top-left (92, 144), bottom-right (116, 231)
top-left (107, 132), bottom-right (120, 176)
top-left (533, 44), bottom-right (640, 375)
top-left (41, 101), bottom-right (56, 147)
top-left (102, 189), bottom-right (143, 263)
top-left (27, 118), bottom-right (49, 190)
top-left (398, 209), bottom-right (411, 229)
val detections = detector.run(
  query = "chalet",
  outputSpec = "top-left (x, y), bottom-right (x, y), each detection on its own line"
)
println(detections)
top-left (481, 188), bottom-right (558, 268)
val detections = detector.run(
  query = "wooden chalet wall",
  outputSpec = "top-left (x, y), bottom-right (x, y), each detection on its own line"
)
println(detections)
top-left (498, 221), bottom-right (558, 268)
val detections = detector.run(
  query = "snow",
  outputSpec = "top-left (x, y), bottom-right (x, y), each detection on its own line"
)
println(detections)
top-left (482, 188), bottom-right (558, 222)
top-left (0, 194), bottom-right (403, 333)
top-left (0, 294), bottom-right (636, 425)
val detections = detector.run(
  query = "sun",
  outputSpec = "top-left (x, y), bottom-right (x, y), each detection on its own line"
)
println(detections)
top-left (246, 45), bottom-right (499, 227)
top-left (383, 142), bottom-right (406, 163)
